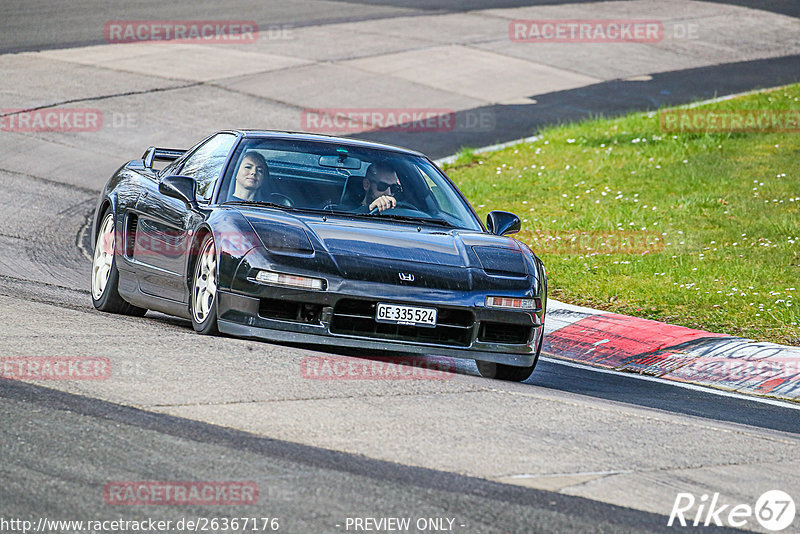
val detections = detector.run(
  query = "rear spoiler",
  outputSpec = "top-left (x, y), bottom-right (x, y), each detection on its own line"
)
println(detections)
top-left (141, 146), bottom-right (187, 168)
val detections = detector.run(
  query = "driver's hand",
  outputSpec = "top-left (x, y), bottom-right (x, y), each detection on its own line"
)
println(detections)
top-left (368, 195), bottom-right (396, 212)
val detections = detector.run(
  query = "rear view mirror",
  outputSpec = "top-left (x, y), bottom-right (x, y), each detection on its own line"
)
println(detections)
top-left (319, 155), bottom-right (362, 169)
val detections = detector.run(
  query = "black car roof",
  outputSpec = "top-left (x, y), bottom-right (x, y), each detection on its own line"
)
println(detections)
top-left (231, 130), bottom-right (426, 158)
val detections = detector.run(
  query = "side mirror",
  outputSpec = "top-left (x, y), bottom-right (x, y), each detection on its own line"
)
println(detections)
top-left (486, 211), bottom-right (521, 236)
top-left (159, 175), bottom-right (197, 208)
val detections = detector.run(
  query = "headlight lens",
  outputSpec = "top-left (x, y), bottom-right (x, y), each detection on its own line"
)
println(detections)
top-left (486, 296), bottom-right (540, 310)
top-left (255, 270), bottom-right (325, 290)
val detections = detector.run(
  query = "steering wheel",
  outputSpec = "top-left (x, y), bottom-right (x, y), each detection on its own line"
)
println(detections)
top-left (266, 193), bottom-right (294, 207)
top-left (369, 201), bottom-right (422, 215)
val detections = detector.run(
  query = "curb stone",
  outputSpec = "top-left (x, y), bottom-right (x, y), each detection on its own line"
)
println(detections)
top-left (543, 300), bottom-right (800, 402)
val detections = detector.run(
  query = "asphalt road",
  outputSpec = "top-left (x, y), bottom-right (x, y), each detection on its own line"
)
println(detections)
top-left (357, 54), bottom-right (800, 158)
top-left (2, 1), bottom-right (800, 532)
top-left (3, 0), bottom-right (798, 55)
top-left (0, 0), bottom-right (615, 54)
top-left (1, 379), bottom-right (708, 534)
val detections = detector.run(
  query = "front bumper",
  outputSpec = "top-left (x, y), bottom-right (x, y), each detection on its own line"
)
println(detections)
top-left (216, 287), bottom-right (544, 368)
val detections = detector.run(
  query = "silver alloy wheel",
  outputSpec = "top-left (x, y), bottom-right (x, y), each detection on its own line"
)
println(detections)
top-left (192, 238), bottom-right (217, 323)
top-left (91, 213), bottom-right (115, 300)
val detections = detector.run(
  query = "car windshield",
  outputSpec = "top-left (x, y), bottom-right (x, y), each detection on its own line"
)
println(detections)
top-left (218, 138), bottom-right (482, 231)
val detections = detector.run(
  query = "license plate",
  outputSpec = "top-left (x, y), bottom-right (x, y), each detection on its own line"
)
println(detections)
top-left (376, 303), bottom-right (437, 328)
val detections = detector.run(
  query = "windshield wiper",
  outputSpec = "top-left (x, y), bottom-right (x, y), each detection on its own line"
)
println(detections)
top-left (223, 200), bottom-right (292, 210)
top-left (364, 213), bottom-right (456, 228)
top-left (224, 202), bottom-right (456, 228)
top-left (223, 201), bottom-right (362, 218)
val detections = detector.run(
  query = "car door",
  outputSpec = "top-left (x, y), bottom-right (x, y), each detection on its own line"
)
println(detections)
top-left (133, 133), bottom-right (237, 302)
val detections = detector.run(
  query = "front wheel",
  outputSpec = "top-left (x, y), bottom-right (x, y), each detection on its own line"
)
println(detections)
top-left (477, 360), bottom-right (536, 382)
top-left (91, 209), bottom-right (147, 316)
top-left (190, 234), bottom-right (219, 335)
top-left (477, 327), bottom-right (543, 382)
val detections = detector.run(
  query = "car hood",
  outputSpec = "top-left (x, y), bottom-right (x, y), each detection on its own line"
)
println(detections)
top-left (307, 220), bottom-right (467, 266)
top-left (240, 209), bottom-right (531, 288)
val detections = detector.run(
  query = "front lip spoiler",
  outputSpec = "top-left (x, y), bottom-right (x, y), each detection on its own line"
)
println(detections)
top-left (217, 319), bottom-right (538, 368)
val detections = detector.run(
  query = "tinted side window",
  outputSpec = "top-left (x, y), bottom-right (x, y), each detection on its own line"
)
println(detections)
top-left (179, 133), bottom-right (237, 201)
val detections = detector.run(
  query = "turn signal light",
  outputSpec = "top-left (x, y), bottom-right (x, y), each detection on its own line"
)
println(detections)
top-left (255, 270), bottom-right (325, 290)
top-left (486, 296), bottom-right (540, 310)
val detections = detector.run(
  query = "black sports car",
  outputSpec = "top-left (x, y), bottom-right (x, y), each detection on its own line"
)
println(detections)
top-left (91, 131), bottom-right (547, 381)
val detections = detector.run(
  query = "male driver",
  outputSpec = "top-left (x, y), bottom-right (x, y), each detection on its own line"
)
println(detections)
top-left (361, 162), bottom-right (401, 212)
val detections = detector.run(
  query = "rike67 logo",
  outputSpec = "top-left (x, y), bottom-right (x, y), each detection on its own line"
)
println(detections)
top-left (669, 490), bottom-right (795, 531)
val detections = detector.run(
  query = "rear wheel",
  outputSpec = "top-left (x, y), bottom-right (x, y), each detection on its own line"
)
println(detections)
top-left (190, 234), bottom-right (219, 335)
top-left (91, 209), bottom-right (147, 316)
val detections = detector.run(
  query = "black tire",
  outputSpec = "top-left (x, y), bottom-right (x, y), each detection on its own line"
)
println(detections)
top-left (477, 360), bottom-right (536, 382)
top-left (90, 209), bottom-right (147, 316)
top-left (477, 326), bottom-right (544, 382)
top-left (190, 234), bottom-right (219, 335)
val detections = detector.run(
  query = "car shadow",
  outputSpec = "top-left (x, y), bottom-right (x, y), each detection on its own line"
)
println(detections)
top-left (138, 309), bottom-right (483, 378)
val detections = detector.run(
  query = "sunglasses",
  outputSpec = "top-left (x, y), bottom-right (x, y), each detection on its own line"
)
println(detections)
top-left (370, 179), bottom-right (402, 195)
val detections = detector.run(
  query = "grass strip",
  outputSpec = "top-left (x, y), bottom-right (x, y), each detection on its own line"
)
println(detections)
top-left (445, 85), bottom-right (800, 345)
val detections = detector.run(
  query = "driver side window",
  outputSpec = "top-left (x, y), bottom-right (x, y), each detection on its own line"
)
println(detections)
top-left (179, 133), bottom-right (237, 202)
